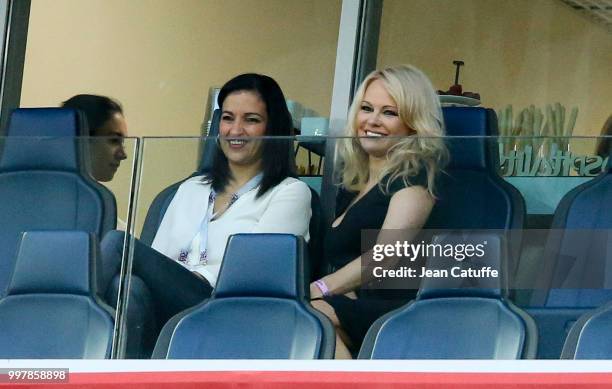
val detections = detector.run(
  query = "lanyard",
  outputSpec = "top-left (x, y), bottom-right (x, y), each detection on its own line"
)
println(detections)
top-left (178, 173), bottom-right (263, 266)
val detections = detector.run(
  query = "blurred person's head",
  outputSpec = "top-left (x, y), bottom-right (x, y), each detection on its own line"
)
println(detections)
top-left (62, 94), bottom-right (127, 182)
top-left (207, 73), bottom-right (295, 197)
top-left (596, 114), bottom-right (612, 160)
top-left (337, 64), bottom-right (448, 194)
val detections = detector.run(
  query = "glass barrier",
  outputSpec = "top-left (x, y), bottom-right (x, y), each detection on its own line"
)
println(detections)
top-left (501, 135), bottom-right (608, 214)
top-left (118, 135), bottom-right (609, 360)
top-left (0, 135), bottom-right (138, 359)
top-left (21, 0), bottom-right (342, 140)
top-left (1, 134), bottom-right (609, 359)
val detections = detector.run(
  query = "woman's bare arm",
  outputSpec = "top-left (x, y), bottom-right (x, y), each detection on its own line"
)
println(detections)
top-left (311, 185), bottom-right (434, 298)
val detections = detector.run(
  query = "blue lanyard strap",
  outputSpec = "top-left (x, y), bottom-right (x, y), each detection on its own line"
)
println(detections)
top-left (179, 173), bottom-right (263, 265)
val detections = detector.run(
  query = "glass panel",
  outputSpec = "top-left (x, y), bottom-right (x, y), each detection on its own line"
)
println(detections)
top-left (376, 0), bottom-right (612, 142)
top-left (123, 135), bottom-right (609, 359)
top-left (1, 134), bottom-right (608, 359)
top-left (21, 0), bottom-right (341, 137)
top-left (501, 136), bottom-right (608, 214)
top-left (0, 135), bottom-right (137, 359)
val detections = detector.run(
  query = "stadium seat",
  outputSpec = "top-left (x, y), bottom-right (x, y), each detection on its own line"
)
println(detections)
top-left (358, 233), bottom-right (537, 359)
top-left (152, 233), bottom-right (335, 359)
top-left (525, 164), bottom-right (612, 358)
top-left (428, 107), bottom-right (526, 277)
top-left (0, 231), bottom-right (114, 358)
top-left (561, 300), bottom-right (612, 359)
top-left (0, 108), bottom-right (116, 297)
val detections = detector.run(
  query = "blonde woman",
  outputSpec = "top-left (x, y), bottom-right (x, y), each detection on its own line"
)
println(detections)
top-left (310, 65), bottom-right (448, 358)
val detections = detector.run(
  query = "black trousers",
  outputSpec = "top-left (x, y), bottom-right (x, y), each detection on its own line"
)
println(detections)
top-left (101, 230), bottom-right (213, 357)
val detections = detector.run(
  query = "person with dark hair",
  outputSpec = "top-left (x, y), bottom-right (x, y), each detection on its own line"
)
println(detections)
top-left (62, 94), bottom-right (128, 182)
top-left (101, 74), bottom-right (311, 357)
top-left (151, 73), bottom-right (311, 285)
top-left (596, 114), bottom-right (612, 160)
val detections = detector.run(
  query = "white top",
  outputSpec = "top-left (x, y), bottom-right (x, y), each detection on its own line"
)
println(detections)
top-left (151, 176), bottom-right (311, 286)
top-left (116, 218), bottom-right (127, 232)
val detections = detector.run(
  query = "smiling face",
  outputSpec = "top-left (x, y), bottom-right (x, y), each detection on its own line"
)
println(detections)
top-left (90, 112), bottom-right (128, 182)
top-left (219, 90), bottom-right (268, 170)
top-left (356, 78), bottom-right (414, 158)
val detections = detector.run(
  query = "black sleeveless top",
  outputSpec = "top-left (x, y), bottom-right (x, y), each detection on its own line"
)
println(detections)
top-left (321, 170), bottom-right (430, 346)
top-left (323, 170), bottom-right (429, 271)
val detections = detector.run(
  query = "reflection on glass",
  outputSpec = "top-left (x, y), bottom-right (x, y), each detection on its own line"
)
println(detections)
top-left (0, 136), bottom-right (136, 359)
top-left (499, 137), bottom-right (609, 178)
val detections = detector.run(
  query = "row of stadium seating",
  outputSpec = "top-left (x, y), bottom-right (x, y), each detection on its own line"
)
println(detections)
top-left (0, 228), bottom-right (609, 359)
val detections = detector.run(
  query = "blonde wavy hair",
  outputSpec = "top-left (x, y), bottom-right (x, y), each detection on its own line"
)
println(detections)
top-left (336, 64), bottom-right (448, 195)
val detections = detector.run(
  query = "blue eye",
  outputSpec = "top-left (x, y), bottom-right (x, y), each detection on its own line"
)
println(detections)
top-left (383, 110), bottom-right (398, 117)
top-left (360, 105), bottom-right (373, 112)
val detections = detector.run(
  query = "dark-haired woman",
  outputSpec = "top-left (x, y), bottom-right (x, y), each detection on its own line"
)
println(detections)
top-left (152, 73), bottom-right (311, 286)
top-left (62, 94), bottom-right (128, 182)
top-left (102, 74), bottom-right (311, 356)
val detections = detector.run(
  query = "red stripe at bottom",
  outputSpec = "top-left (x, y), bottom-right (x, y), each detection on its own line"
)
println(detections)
top-left (6, 371), bottom-right (612, 389)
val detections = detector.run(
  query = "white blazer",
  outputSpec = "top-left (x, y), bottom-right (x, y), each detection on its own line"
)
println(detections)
top-left (152, 176), bottom-right (311, 286)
